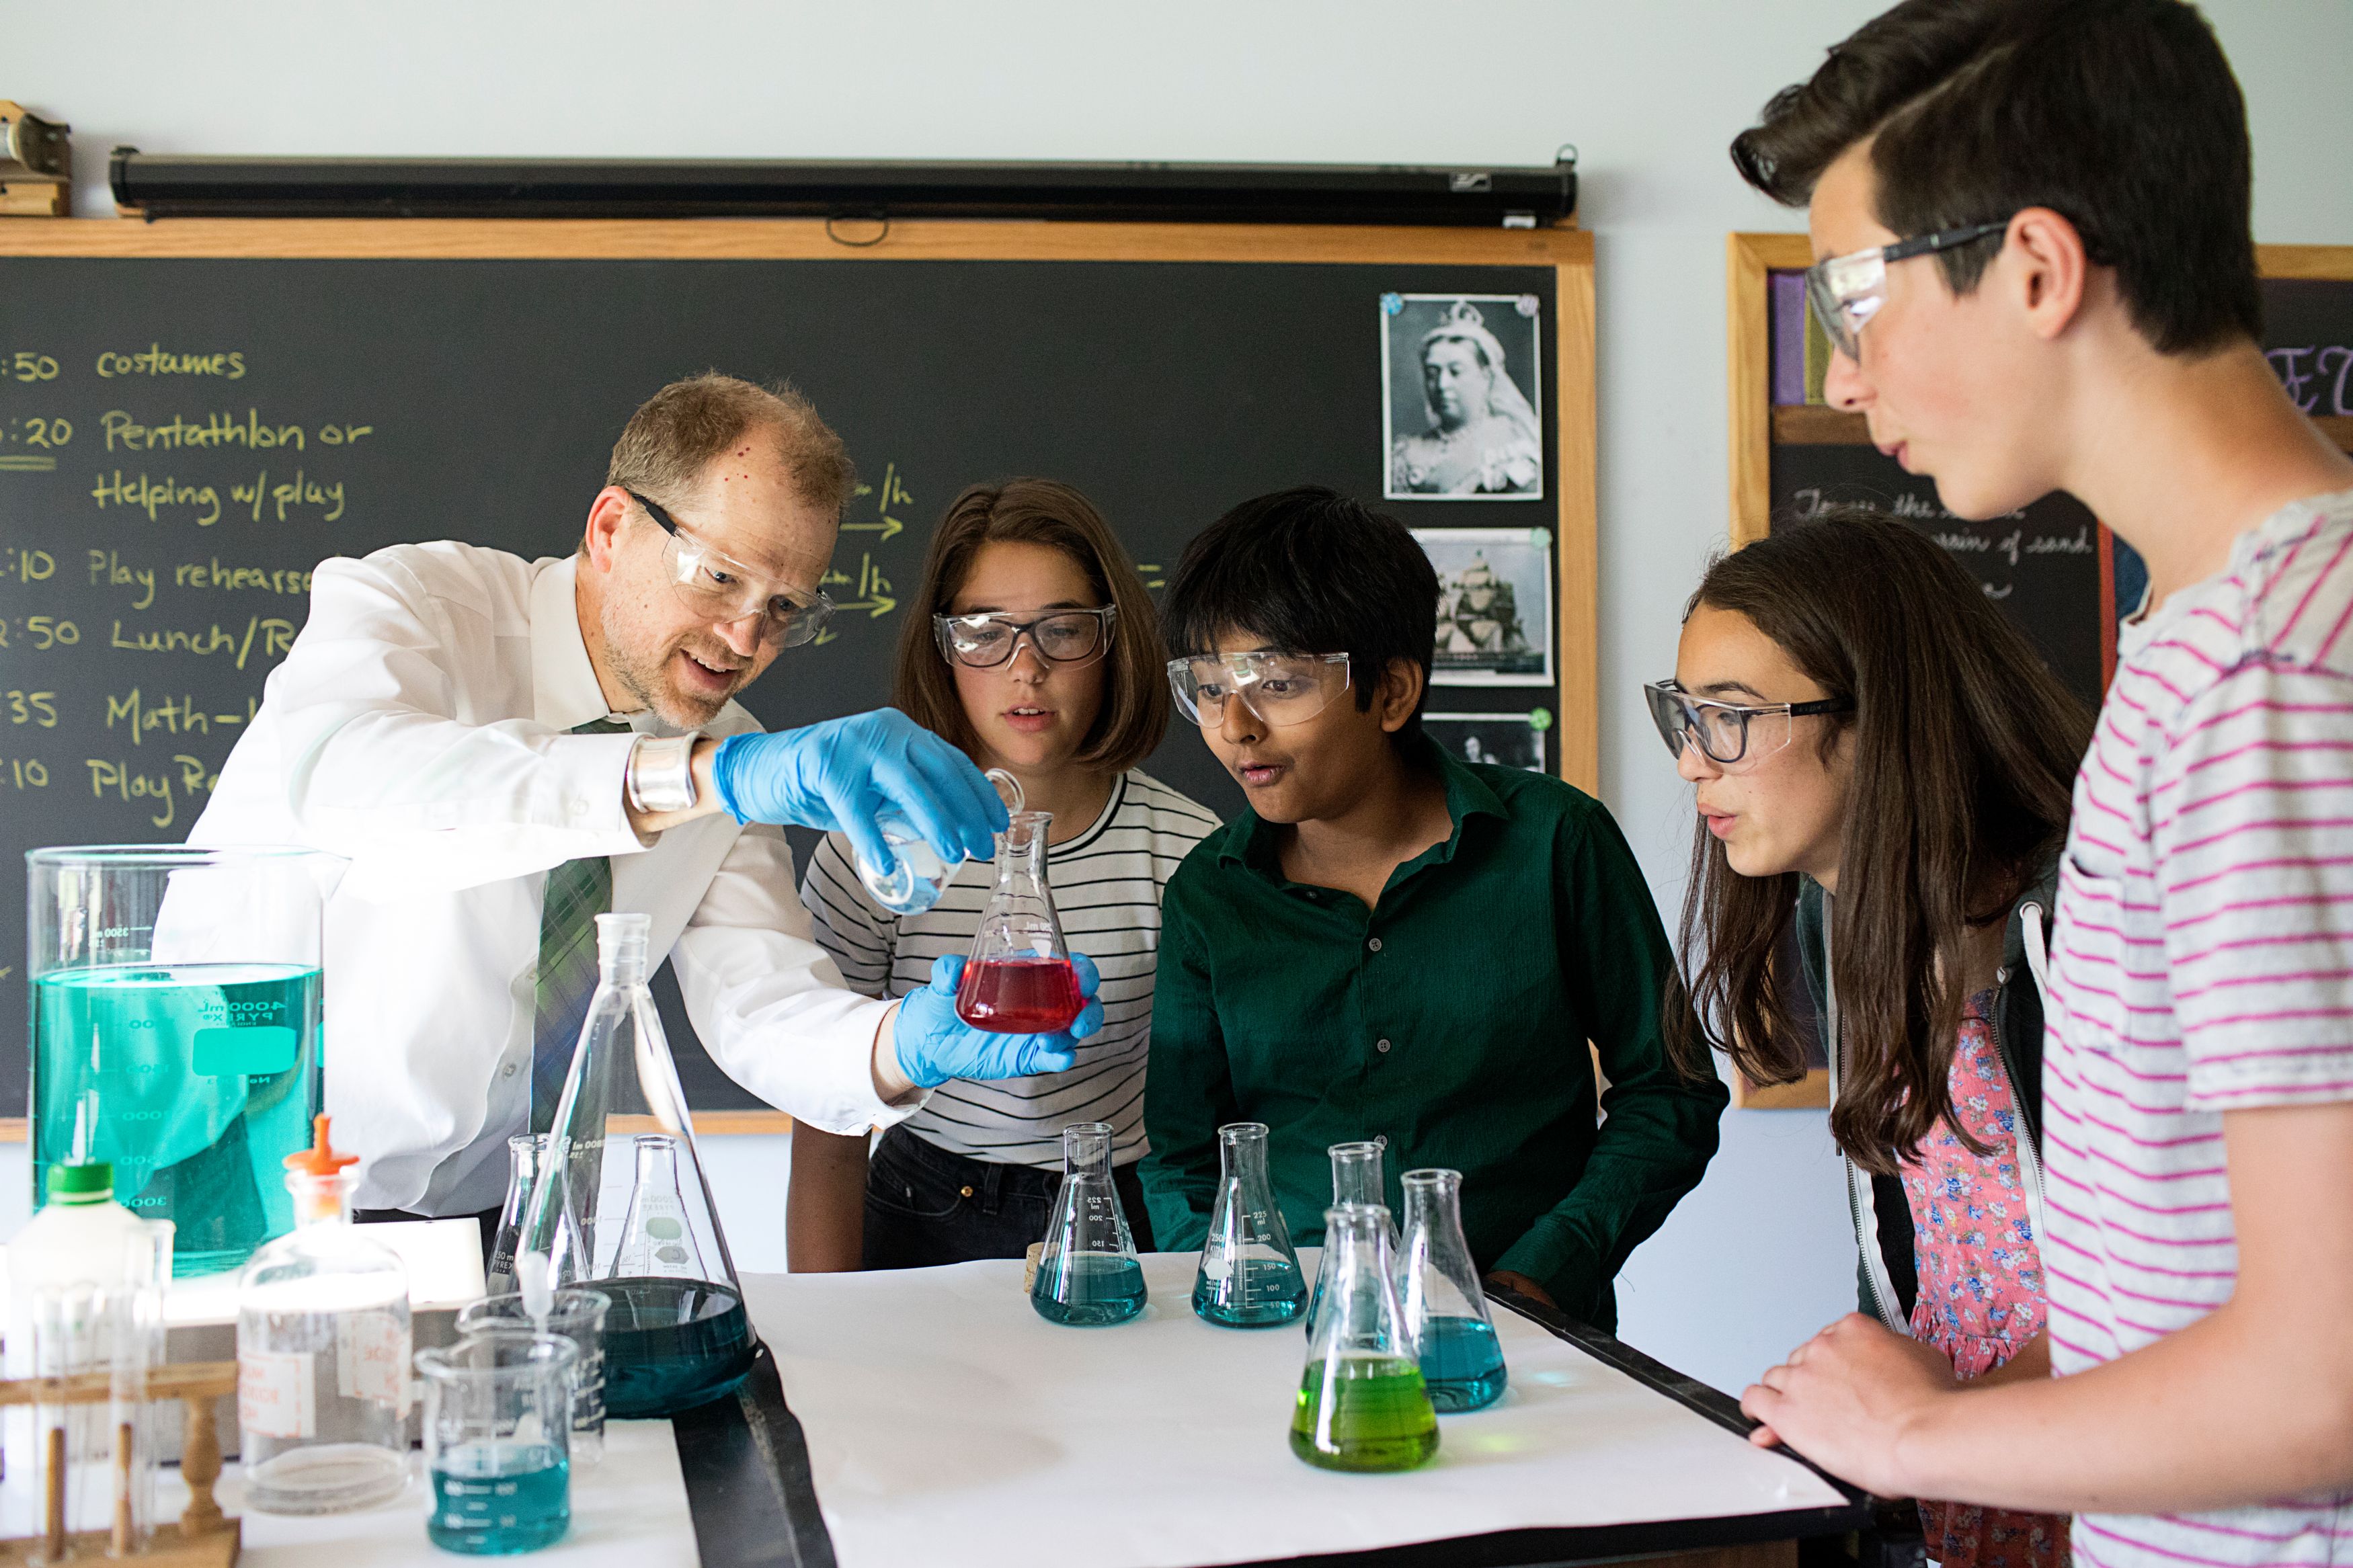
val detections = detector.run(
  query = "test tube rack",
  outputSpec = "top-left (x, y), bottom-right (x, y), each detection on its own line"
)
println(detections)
top-left (0, 1361), bottom-right (239, 1568)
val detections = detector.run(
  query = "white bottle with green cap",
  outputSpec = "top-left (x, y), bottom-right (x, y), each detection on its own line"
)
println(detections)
top-left (4, 1162), bottom-right (154, 1378)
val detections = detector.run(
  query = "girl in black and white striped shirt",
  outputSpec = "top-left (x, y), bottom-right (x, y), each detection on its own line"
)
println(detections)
top-left (789, 479), bottom-right (1217, 1271)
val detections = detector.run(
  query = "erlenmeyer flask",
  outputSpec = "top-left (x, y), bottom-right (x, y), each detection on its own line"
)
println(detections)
top-left (515, 914), bottom-right (755, 1418)
top-left (858, 769), bottom-right (1025, 917)
top-left (1031, 1122), bottom-right (1146, 1325)
top-left (1305, 1140), bottom-right (1394, 1336)
top-left (1291, 1203), bottom-right (1437, 1473)
top-left (615, 1136), bottom-right (709, 1280)
top-left (484, 1134), bottom-right (586, 1298)
top-left (1193, 1122), bottom-right (1306, 1327)
top-left (1398, 1168), bottom-right (1507, 1411)
top-left (956, 811), bottom-right (1084, 1033)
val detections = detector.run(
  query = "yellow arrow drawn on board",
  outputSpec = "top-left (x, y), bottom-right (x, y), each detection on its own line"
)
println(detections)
top-left (831, 593), bottom-right (898, 619)
top-left (840, 515), bottom-right (905, 541)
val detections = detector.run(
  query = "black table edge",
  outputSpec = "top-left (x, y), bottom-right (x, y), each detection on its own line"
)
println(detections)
top-left (671, 1344), bottom-right (838, 1568)
top-left (668, 1294), bottom-right (1878, 1568)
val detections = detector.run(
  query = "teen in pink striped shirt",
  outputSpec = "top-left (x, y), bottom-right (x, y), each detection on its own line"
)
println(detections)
top-left (1725, 4), bottom-right (2353, 1567)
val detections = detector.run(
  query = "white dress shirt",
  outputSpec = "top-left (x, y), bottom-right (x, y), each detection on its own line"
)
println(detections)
top-left (188, 540), bottom-right (911, 1214)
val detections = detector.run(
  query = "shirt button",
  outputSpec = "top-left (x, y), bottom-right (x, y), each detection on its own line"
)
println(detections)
top-left (502, 1063), bottom-right (518, 1078)
top-left (1375, 1038), bottom-right (1392, 1054)
top-left (1367, 937), bottom-right (1383, 953)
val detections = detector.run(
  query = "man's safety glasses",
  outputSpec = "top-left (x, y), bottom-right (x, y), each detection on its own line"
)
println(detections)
top-left (1168, 652), bottom-right (1351, 729)
top-left (626, 489), bottom-right (834, 650)
top-left (1804, 219), bottom-right (2011, 362)
top-left (1644, 679), bottom-right (1853, 770)
top-left (933, 608), bottom-right (1117, 669)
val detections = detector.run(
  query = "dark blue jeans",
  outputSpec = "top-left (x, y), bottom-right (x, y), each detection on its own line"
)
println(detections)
top-left (861, 1126), bottom-right (1157, 1271)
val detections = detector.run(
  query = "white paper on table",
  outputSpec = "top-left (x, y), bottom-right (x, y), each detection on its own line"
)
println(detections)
top-left (745, 1253), bottom-right (1849, 1568)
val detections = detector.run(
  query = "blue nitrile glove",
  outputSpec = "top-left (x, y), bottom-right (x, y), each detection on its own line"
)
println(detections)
top-left (894, 952), bottom-right (1103, 1088)
top-left (710, 710), bottom-right (1008, 874)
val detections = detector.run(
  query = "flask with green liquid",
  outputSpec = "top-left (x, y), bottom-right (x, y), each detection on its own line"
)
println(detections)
top-left (1289, 1202), bottom-right (1437, 1473)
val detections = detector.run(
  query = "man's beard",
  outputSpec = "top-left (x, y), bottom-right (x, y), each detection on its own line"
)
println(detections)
top-left (603, 604), bottom-right (737, 730)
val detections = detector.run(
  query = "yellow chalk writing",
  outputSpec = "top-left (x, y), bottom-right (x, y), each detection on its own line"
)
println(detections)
top-left (95, 347), bottom-right (246, 380)
top-left (90, 471), bottom-right (223, 527)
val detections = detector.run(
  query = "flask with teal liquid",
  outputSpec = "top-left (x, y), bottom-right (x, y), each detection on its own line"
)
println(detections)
top-left (1031, 1122), bottom-right (1147, 1326)
top-left (1191, 1122), bottom-right (1306, 1327)
top-left (1398, 1168), bottom-right (1507, 1411)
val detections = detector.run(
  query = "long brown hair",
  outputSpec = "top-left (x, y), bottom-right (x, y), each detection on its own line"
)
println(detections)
top-left (1667, 509), bottom-right (2092, 1172)
top-left (892, 478), bottom-right (1169, 774)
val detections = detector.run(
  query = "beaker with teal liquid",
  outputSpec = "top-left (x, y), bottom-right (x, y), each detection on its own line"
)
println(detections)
top-left (29, 845), bottom-right (335, 1277)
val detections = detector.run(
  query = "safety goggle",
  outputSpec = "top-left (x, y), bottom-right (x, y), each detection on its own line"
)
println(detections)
top-left (933, 608), bottom-right (1117, 669)
top-left (1167, 652), bottom-right (1351, 729)
top-left (1643, 679), bottom-right (1852, 770)
top-left (1804, 220), bottom-right (2011, 361)
top-left (627, 489), bottom-right (834, 650)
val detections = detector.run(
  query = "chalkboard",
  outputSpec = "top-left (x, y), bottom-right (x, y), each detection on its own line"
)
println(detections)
top-left (0, 218), bottom-right (1597, 1126)
top-left (1730, 236), bottom-right (2353, 712)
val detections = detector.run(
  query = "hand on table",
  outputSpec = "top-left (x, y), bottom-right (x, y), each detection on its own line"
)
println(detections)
top-left (1741, 1313), bottom-right (1958, 1497)
top-left (711, 710), bottom-right (1007, 872)
top-left (1484, 1270), bottom-right (1557, 1310)
top-left (893, 952), bottom-right (1104, 1088)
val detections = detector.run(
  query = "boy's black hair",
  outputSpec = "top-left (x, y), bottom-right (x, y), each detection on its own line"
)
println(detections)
top-left (1730, 0), bottom-right (2260, 356)
top-left (1164, 486), bottom-right (1438, 742)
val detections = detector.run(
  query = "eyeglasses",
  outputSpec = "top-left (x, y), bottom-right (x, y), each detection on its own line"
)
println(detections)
top-left (1168, 652), bottom-right (1351, 729)
top-left (1644, 679), bottom-right (1853, 770)
top-left (1804, 219), bottom-right (2012, 361)
top-left (625, 488), bottom-right (834, 650)
top-left (933, 608), bottom-right (1117, 669)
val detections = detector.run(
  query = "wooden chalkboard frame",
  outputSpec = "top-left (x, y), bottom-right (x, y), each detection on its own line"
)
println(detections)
top-left (1722, 235), bottom-right (2353, 1110)
top-left (1728, 234), bottom-right (2353, 544)
top-left (0, 216), bottom-right (1596, 1141)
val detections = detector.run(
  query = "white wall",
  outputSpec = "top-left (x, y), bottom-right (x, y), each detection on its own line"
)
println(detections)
top-left (10, 0), bottom-right (2350, 1397)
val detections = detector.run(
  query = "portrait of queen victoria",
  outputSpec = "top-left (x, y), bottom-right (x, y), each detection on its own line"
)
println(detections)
top-left (1386, 297), bottom-right (1544, 499)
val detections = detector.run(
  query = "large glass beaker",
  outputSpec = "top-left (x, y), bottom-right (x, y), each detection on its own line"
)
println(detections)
top-left (516, 913), bottom-right (754, 1418)
top-left (28, 845), bottom-right (334, 1276)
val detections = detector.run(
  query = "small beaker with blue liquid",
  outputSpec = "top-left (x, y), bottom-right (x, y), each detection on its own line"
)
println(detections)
top-left (855, 768), bottom-right (1024, 916)
top-left (1031, 1122), bottom-right (1146, 1326)
top-left (1398, 1168), bottom-right (1507, 1411)
top-left (417, 1329), bottom-right (577, 1555)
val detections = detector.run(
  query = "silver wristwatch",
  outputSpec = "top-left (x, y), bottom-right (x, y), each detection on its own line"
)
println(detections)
top-left (626, 733), bottom-right (699, 815)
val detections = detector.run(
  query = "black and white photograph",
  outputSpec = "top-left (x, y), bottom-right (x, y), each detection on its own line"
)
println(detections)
top-left (1415, 526), bottom-right (1554, 684)
top-left (1426, 710), bottom-right (1550, 774)
top-left (1383, 292), bottom-right (1545, 499)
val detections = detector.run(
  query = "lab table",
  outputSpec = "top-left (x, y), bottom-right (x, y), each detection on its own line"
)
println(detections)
top-left (10, 1255), bottom-right (1871, 1568)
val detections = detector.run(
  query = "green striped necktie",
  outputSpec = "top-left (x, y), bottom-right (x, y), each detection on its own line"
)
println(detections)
top-left (530, 716), bottom-right (632, 1132)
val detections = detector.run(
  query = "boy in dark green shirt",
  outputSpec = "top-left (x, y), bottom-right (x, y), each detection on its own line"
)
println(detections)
top-left (1141, 487), bottom-right (1725, 1329)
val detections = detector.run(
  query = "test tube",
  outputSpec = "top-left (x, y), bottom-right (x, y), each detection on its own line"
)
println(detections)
top-left (28, 1282), bottom-right (98, 1565)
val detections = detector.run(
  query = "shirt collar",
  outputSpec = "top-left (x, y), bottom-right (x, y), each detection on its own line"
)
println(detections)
top-left (1218, 733), bottom-right (1508, 878)
top-left (530, 555), bottom-right (632, 731)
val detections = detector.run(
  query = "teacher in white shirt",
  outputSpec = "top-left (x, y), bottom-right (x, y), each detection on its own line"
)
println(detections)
top-left (189, 373), bottom-right (1102, 1238)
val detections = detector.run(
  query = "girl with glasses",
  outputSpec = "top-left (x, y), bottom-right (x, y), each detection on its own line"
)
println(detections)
top-left (1659, 509), bottom-right (2091, 1568)
top-left (788, 479), bottom-right (1220, 1272)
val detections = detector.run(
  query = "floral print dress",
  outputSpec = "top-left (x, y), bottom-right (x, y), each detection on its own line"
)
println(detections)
top-left (1899, 989), bottom-right (2067, 1568)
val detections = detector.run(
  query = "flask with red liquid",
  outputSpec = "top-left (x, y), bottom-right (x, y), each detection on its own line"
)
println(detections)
top-left (955, 811), bottom-right (1086, 1034)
